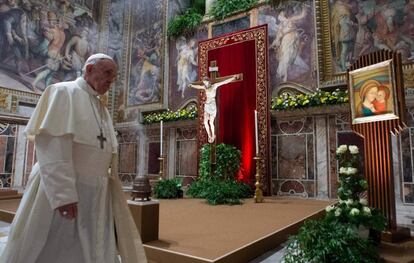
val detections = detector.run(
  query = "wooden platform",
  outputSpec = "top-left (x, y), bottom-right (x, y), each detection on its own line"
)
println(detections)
top-left (0, 199), bottom-right (19, 223)
top-left (0, 189), bottom-right (22, 200)
top-left (1, 196), bottom-right (412, 262)
top-left (143, 198), bottom-right (332, 263)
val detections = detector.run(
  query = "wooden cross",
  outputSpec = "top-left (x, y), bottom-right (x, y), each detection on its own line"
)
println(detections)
top-left (97, 129), bottom-right (107, 149)
top-left (190, 61), bottom-right (243, 86)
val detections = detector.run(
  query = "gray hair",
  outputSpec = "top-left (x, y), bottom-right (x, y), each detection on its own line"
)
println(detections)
top-left (82, 53), bottom-right (114, 75)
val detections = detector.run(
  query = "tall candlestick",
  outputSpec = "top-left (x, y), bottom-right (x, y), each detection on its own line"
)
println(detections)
top-left (160, 121), bottom-right (163, 156)
top-left (254, 110), bottom-right (259, 155)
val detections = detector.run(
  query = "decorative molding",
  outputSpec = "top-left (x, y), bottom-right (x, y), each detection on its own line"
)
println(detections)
top-left (273, 82), bottom-right (315, 97)
top-left (278, 180), bottom-right (308, 198)
top-left (271, 104), bottom-right (349, 118)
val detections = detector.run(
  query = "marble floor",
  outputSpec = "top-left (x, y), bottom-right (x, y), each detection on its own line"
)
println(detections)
top-left (0, 220), bottom-right (286, 262)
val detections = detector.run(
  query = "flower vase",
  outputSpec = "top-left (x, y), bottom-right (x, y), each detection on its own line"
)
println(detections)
top-left (358, 225), bottom-right (369, 239)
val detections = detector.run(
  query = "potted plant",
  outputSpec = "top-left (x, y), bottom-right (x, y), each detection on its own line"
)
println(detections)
top-left (153, 178), bottom-right (184, 199)
top-left (187, 143), bottom-right (252, 205)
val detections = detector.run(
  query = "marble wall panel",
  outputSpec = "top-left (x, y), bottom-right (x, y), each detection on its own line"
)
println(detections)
top-left (307, 135), bottom-right (315, 180)
top-left (5, 137), bottom-right (15, 174)
top-left (403, 184), bottom-right (414, 203)
top-left (119, 143), bottom-right (137, 174)
top-left (277, 135), bottom-right (306, 179)
top-left (148, 142), bottom-right (161, 175)
top-left (0, 137), bottom-right (6, 174)
top-left (328, 115), bottom-right (338, 198)
top-left (24, 140), bottom-right (35, 187)
top-left (176, 140), bottom-right (197, 176)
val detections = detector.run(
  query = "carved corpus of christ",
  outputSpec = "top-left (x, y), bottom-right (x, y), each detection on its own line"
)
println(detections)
top-left (188, 74), bottom-right (241, 143)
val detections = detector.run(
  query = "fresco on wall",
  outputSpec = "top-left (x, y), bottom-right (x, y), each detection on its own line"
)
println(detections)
top-left (259, 1), bottom-right (317, 92)
top-left (329, 0), bottom-right (414, 73)
top-left (168, 0), bottom-right (191, 18)
top-left (127, 0), bottom-right (164, 107)
top-left (107, 0), bottom-right (125, 66)
top-left (168, 27), bottom-right (207, 110)
top-left (0, 0), bottom-right (100, 93)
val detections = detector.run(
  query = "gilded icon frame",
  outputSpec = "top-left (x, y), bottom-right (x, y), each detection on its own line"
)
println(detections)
top-left (348, 59), bottom-right (399, 124)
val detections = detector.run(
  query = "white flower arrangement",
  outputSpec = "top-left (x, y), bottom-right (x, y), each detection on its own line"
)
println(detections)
top-left (345, 199), bottom-right (354, 206)
top-left (359, 198), bottom-right (368, 206)
top-left (325, 205), bottom-right (335, 212)
top-left (339, 167), bottom-right (358, 175)
top-left (348, 145), bottom-right (359, 154)
top-left (335, 208), bottom-right (342, 217)
top-left (363, 207), bottom-right (371, 215)
top-left (347, 167), bottom-right (357, 175)
top-left (350, 208), bottom-right (360, 216)
top-left (336, 145), bottom-right (348, 154)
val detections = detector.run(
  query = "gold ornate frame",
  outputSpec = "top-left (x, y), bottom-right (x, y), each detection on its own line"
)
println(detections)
top-left (349, 59), bottom-right (399, 125)
top-left (197, 25), bottom-right (271, 193)
top-left (316, 0), bottom-right (337, 86)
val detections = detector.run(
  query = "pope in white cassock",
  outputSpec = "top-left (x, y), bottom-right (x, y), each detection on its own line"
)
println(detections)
top-left (0, 54), bottom-right (147, 263)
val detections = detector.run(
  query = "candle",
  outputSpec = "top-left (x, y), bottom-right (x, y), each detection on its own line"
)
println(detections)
top-left (254, 110), bottom-right (259, 155)
top-left (160, 121), bottom-right (163, 156)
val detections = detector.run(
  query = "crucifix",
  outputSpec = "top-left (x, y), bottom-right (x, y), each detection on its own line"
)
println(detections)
top-left (188, 61), bottom-right (242, 166)
top-left (188, 61), bottom-right (243, 144)
top-left (97, 129), bottom-right (107, 149)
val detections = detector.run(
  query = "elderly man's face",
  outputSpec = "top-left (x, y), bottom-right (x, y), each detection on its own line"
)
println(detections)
top-left (85, 59), bottom-right (117, 95)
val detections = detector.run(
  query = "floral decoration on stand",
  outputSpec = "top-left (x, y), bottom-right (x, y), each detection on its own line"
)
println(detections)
top-left (271, 89), bottom-right (348, 111)
top-left (283, 144), bottom-right (385, 263)
top-left (142, 107), bottom-right (198, 125)
top-left (325, 144), bottom-right (386, 232)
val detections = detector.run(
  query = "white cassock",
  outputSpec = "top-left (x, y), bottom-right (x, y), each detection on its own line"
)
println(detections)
top-left (0, 77), bottom-right (147, 263)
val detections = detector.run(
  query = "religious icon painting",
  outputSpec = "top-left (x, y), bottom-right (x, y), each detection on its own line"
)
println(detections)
top-left (348, 59), bottom-right (399, 125)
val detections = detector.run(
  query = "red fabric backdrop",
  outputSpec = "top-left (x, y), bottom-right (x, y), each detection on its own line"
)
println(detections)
top-left (207, 40), bottom-right (257, 183)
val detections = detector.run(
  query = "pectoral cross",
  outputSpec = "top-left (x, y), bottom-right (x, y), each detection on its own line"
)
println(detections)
top-left (97, 128), bottom-right (107, 149)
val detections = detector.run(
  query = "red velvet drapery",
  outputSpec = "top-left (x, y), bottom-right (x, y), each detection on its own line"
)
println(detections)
top-left (207, 40), bottom-right (257, 183)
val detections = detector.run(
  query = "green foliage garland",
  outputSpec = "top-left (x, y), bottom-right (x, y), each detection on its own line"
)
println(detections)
top-left (167, 8), bottom-right (204, 38)
top-left (272, 89), bottom-right (349, 110)
top-left (209, 0), bottom-right (258, 20)
top-left (153, 178), bottom-right (183, 199)
top-left (142, 107), bottom-right (197, 125)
